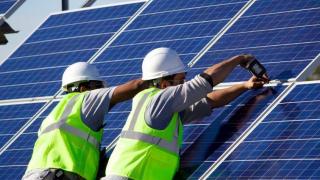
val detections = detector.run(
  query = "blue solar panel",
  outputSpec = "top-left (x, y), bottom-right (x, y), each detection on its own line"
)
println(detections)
top-left (200, 83), bottom-right (320, 179)
top-left (41, 3), bottom-right (142, 28)
top-left (93, 0), bottom-right (249, 148)
top-left (102, 101), bottom-right (131, 146)
top-left (0, 0), bottom-right (319, 179)
top-left (178, 85), bottom-right (285, 178)
top-left (0, 0), bottom-right (16, 14)
top-left (0, 2), bottom-right (144, 100)
top-left (0, 103), bottom-right (44, 149)
top-left (95, 0), bottom-right (248, 73)
top-left (190, 0), bottom-right (320, 82)
top-left (0, 102), bottom-right (56, 179)
top-left (142, 0), bottom-right (241, 14)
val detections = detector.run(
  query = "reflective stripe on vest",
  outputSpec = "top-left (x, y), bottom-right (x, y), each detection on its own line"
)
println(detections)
top-left (120, 92), bottom-right (180, 154)
top-left (102, 174), bottom-right (132, 180)
top-left (39, 94), bottom-right (100, 149)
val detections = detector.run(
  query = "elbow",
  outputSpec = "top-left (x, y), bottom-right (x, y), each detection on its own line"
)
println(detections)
top-left (131, 79), bottom-right (148, 92)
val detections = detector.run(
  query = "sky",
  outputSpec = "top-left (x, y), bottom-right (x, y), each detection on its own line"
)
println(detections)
top-left (0, 0), bottom-right (136, 64)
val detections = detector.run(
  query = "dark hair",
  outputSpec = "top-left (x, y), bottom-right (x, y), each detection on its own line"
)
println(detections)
top-left (162, 74), bottom-right (175, 81)
top-left (147, 74), bottom-right (176, 88)
top-left (66, 80), bottom-right (103, 93)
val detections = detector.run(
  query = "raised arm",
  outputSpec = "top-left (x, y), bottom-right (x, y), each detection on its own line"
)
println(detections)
top-left (204, 54), bottom-right (255, 86)
top-left (110, 79), bottom-right (148, 106)
top-left (206, 76), bottom-right (266, 108)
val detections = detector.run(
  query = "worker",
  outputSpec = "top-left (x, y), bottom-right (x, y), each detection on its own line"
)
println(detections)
top-left (22, 62), bottom-right (147, 180)
top-left (103, 47), bottom-right (269, 180)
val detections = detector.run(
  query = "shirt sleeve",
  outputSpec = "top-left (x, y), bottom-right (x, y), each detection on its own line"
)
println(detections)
top-left (181, 98), bottom-right (212, 124)
top-left (81, 86), bottom-right (116, 131)
top-left (145, 75), bottom-right (213, 130)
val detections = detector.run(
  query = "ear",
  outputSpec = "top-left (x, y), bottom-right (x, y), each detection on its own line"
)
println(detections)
top-left (159, 80), bottom-right (170, 89)
top-left (79, 85), bottom-right (88, 93)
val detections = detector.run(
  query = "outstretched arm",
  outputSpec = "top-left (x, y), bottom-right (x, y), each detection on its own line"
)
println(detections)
top-left (206, 76), bottom-right (266, 108)
top-left (204, 54), bottom-right (255, 86)
top-left (110, 79), bottom-right (148, 107)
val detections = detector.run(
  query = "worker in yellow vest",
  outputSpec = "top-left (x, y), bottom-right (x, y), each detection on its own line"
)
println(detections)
top-left (22, 62), bottom-right (147, 180)
top-left (103, 47), bottom-right (269, 180)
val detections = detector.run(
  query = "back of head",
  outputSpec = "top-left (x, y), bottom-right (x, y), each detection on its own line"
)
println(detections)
top-left (142, 47), bottom-right (186, 80)
top-left (62, 62), bottom-right (105, 92)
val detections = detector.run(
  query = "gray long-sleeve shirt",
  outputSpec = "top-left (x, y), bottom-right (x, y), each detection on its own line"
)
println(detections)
top-left (145, 75), bottom-right (213, 130)
top-left (80, 75), bottom-right (213, 131)
top-left (81, 87), bottom-right (116, 131)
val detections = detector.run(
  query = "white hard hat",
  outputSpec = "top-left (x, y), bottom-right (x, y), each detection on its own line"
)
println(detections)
top-left (142, 47), bottom-right (186, 80)
top-left (62, 62), bottom-right (105, 91)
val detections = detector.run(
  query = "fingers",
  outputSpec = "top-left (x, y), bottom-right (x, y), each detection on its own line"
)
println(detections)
top-left (252, 81), bottom-right (265, 89)
top-left (247, 76), bottom-right (267, 89)
top-left (239, 54), bottom-right (255, 68)
top-left (250, 74), bottom-right (269, 84)
top-left (262, 74), bottom-right (270, 82)
top-left (243, 54), bottom-right (255, 60)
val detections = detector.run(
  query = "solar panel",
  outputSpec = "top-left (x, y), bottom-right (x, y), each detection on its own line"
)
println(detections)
top-left (189, 0), bottom-right (320, 82)
top-left (178, 85), bottom-right (286, 178)
top-left (0, 0), bottom-right (319, 179)
top-left (0, 2), bottom-right (144, 100)
top-left (0, 101), bottom-right (57, 179)
top-left (202, 82), bottom-right (320, 179)
top-left (0, 102), bottom-right (44, 149)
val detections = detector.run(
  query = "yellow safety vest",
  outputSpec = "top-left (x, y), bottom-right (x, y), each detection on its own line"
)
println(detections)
top-left (27, 92), bottom-right (103, 180)
top-left (106, 87), bottom-right (183, 180)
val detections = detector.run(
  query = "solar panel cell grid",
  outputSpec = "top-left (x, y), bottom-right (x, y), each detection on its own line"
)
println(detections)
top-left (0, 103), bottom-right (44, 149)
top-left (25, 19), bottom-right (127, 43)
top-left (12, 34), bottom-right (112, 57)
top-left (0, 3), bottom-right (144, 100)
top-left (191, 0), bottom-right (320, 82)
top-left (40, 3), bottom-right (143, 28)
top-left (95, 0), bottom-right (248, 71)
top-left (180, 86), bottom-right (285, 178)
top-left (0, 82), bottom-right (60, 100)
top-left (142, 0), bottom-right (242, 14)
top-left (0, 167), bottom-right (26, 180)
top-left (0, 67), bottom-right (65, 85)
top-left (0, 51), bottom-right (96, 72)
top-left (0, 102), bottom-right (56, 179)
top-left (244, 0), bottom-right (320, 16)
top-left (206, 83), bottom-right (320, 179)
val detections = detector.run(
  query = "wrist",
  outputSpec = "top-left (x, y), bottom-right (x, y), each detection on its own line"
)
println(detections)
top-left (242, 82), bottom-right (250, 90)
top-left (235, 55), bottom-right (245, 65)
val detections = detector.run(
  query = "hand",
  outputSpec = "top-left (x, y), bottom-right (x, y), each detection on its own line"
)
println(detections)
top-left (261, 73), bottom-right (270, 83)
top-left (244, 76), bottom-right (267, 90)
top-left (239, 54), bottom-right (255, 69)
